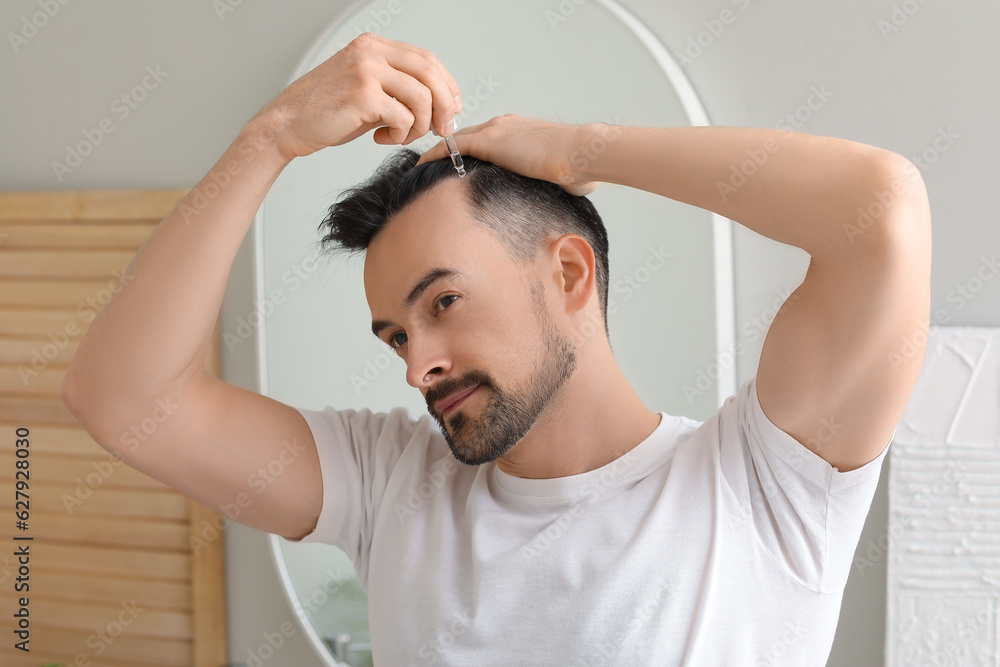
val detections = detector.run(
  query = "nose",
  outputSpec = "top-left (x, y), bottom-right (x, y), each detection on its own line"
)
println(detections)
top-left (404, 332), bottom-right (451, 389)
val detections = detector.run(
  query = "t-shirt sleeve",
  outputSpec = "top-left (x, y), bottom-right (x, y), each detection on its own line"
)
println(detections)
top-left (282, 404), bottom-right (423, 576)
top-left (719, 374), bottom-right (894, 594)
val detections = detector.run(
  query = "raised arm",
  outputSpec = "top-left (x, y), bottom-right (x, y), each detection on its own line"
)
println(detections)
top-left (62, 32), bottom-right (464, 538)
top-left (419, 118), bottom-right (931, 472)
top-left (573, 124), bottom-right (931, 472)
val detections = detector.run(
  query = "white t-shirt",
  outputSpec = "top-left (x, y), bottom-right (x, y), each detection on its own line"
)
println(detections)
top-left (288, 374), bottom-right (892, 666)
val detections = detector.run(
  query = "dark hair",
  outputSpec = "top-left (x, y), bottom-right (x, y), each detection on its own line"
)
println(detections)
top-left (317, 148), bottom-right (610, 338)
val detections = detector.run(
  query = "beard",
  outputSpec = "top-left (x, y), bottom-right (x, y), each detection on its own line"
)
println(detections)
top-left (427, 283), bottom-right (578, 466)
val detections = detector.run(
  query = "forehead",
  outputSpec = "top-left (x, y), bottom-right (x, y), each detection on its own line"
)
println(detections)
top-left (362, 179), bottom-right (502, 311)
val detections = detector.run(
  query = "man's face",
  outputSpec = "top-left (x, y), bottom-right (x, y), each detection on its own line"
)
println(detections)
top-left (363, 179), bottom-right (578, 465)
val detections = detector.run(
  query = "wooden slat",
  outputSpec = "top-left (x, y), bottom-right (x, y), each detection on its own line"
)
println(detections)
top-left (0, 189), bottom-right (188, 220)
top-left (0, 308), bottom-right (88, 336)
top-left (0, 395), bottom-right (76, 424)
top-left (190, 497), bottom-right (228, 667)
top-left (0, 217), bottom-right (162, 225)
top-left (0, 647), bottom-right (171, 667)
top-left (0, 625), bottom-right (192, 666)
top-left (0, 422), bottom-right (105, 456)
top-left (0, 335), bottom-right (78, 365)
top-left (0, 222), bottom-right (157, 248)
top-left (0, 508), bottom-right (187, 549)
top-left (0, 453), bottom-right (173, 489)
top-left (0, 594), bottom-right (192, 640)
top-left (0, 249), bottom-right (135, 279)
top-left (0, 278), bottom-right (127, 308)
top-left (33, 543), bottom-right (191, 582)
top-left (22, 570), bottom-right (192, 611)
top-left (0, 363), bottom-right (65, 395)
top-left (0, 481), bottom-right (190, 520)
top-left (0, 452), bottom-right (171, 489)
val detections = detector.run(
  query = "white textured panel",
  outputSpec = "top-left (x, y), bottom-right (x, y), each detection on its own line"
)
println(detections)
top-left (888, 326), bottom-right (1000, 667)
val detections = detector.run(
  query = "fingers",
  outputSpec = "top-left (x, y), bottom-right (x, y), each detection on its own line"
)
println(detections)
top-left (374, 37), bottom-right (461, 138)
top-left (414, 117), bottom-right (499, 164)
top-left (378, 68), bottom-right (433, 144)
top-left (343, 34), bottom-right (462, 146)
top-left (371, 97), bottom-right (415, 145)
top-left (415, 126), bottom-right (474, 165)
top-left (415, 139), bottom-right (449, 164)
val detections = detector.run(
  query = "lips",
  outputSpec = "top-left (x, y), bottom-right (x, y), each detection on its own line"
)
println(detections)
top-left (436, 384), bottom-right (480, 416)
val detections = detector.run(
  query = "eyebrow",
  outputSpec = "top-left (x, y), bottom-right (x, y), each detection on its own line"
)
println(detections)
top-left (371, 266), bottom-right (470, 341)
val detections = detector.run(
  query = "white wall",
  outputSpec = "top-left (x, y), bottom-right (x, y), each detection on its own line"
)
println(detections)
top-left (4, 1), bottom-right (995, 665)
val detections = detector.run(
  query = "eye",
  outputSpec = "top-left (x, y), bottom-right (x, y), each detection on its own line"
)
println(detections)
top-left (435, 294), bottom-right (459, 312)
top-left (388, 294), bottom-right (460, 350)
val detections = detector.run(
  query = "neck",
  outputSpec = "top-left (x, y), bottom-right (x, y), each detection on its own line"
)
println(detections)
top-left (495, 340), bottom-right (662, 479)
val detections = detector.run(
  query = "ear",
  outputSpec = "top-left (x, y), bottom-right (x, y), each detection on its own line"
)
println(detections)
top-left (552, 234), bottom-right (596, 316)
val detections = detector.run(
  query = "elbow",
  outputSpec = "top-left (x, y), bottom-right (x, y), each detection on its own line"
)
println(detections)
top-left (62, 348), bottom-right (104, 423)
top-left (61, 371), bottom-right (102, 436)
top-left (61, 371), bottom-right (130, 460)
top-left (883, 154), bottom-right (931, 240)
top-left (61, 371), bottom-right (82, 417)
top-left (857, 154), bottom-right (934, 284)
top-left (61, 345), bottom-right (89, 416)
top-left (62, 368), bottom-right (102, 428)
top-left (873, 152), bottom-right (930, 219)
top-left (855, 152), bottom-right (931, 248)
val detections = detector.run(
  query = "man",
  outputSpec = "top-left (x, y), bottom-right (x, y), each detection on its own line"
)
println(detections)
top-left (63, 32), bottom-right (931, 665)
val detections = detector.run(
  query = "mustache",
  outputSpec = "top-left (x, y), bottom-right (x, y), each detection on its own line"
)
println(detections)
top-left (427, 371), bottom-right (492, 411)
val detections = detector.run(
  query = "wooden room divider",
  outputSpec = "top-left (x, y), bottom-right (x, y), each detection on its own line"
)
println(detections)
top-left (0, 190), bottom-right (229, 667)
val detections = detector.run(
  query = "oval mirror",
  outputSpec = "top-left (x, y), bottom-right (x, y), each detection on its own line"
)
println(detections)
top-left (253, 1), bottom-right (734, 664)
